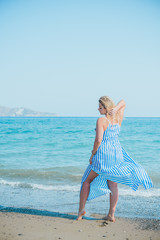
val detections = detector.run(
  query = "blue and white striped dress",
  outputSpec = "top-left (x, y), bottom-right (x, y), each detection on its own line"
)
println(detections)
top-left (81, 117), bottom-right (153, 201)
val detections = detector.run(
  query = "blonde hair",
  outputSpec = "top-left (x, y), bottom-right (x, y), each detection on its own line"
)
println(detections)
top-left (99, 96), bottom-right (119, 121)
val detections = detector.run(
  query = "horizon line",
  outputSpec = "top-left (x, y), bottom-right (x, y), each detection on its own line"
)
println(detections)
top-left (0, 116), bottom-right (159, 118)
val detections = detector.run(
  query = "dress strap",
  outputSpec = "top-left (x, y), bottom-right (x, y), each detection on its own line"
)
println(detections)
top-left (104, 116), bottom-right (119, 126)
top-left (104, 116), bottom-right (111, 123)
top-left (117, 115), bottom-right (120, 124)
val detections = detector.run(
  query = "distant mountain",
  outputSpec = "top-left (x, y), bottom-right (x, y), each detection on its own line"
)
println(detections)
top-left (0, 106), bottom-right (57, 117)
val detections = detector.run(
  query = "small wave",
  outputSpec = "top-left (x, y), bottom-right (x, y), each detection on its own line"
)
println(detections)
top-left (0, 167), bottom-right (83, 182)
top-left (0, 179), bottom-right (159, 197)
top-left (119, 188), bottom-right (160, 197)
top-left (31, 184), bottom-right (80, 192)
top-left (0, 179), bottom-right (80, 192)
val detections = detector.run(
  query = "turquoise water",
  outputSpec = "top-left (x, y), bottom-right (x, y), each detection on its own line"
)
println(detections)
top-left (0, 117), bottom-right (159, 219)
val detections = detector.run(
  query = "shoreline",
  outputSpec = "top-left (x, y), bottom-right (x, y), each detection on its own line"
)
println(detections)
top-left (0, 206), bottom-right (159, 220)
top-left (0, 208), bottom-right (160, 240)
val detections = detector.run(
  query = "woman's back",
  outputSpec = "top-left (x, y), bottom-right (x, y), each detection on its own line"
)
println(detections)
top-left (102, 123), bottom-right (120, 142)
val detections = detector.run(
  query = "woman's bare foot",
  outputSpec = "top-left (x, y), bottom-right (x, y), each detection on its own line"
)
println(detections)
top-left (76, 209), bottom-right (86, 220)
top-left (103, 214), bottom-right (116, 222)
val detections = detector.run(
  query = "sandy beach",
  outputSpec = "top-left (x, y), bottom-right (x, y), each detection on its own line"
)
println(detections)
top-left (0, 209), bottom-right (159, 240)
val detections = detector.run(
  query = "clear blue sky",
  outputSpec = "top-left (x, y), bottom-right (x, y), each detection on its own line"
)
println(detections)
top-left (0, 0), bottom-right (160, 117)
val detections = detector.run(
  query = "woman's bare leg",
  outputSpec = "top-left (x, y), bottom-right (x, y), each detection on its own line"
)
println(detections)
top-left (104, 180), bottom-right (118, 222)
top-left (77, 170), bottom-right (98, 220)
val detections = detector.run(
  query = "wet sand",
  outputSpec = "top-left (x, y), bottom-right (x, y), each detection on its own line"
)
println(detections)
top-left (0, 211), bottom-right (160, 240)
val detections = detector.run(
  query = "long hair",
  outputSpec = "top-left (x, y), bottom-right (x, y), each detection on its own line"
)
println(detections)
top-left (99, 96), bottom-right (119, 121)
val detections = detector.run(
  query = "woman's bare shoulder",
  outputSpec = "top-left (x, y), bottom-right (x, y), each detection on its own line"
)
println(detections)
top-left (96, 117), bottom-right (106, 123)
top-left (96, 117), bottom-right (109, 129)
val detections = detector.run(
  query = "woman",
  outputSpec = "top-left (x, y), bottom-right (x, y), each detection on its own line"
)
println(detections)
top-left (77, 96), bottom-right (153, 221)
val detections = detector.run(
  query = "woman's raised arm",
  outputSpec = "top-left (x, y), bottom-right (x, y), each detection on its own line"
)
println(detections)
top-left (109, 99), bottom-right (126, 125)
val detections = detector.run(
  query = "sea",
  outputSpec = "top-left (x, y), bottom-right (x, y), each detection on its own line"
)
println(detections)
top-left (0, 117), bottom-right (159, 219)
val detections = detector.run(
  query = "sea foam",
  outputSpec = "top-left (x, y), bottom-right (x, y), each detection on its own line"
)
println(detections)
top-left (0, 178), bottom-right (159, 197)
top-left (0, 179), bottom-right (80, 192)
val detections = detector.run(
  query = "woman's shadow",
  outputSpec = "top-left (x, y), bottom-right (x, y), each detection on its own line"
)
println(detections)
top-left (0, 205), bottom-right (100, 220)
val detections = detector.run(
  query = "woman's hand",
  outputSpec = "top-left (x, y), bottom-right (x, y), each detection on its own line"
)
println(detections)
top-left (108, 107), bottom-right (118, 116)
top-left (109, 100), bottom-right (126, 116)
top-left (89, 154), bottom-right (93, 164)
